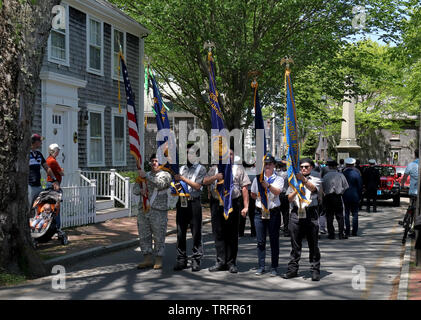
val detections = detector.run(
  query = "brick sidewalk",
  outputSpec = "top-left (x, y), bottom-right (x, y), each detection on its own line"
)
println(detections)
top-left (36, 206), bottom-right (211, 261)
top-left (408, 243), bottom-right (421, 300)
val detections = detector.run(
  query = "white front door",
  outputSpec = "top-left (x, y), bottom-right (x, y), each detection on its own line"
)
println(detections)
top-left (46, 109), bottom-right (72, 186)
top-left (51, 111), bottom-right (66, 169)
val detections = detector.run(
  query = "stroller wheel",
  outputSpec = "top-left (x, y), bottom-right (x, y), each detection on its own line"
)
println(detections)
top-left (60, 233), bottom-right (69, 245)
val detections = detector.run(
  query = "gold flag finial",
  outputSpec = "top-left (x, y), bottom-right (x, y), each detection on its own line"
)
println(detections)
top-left (204, 40), bottom-right (216, 52)
top-left (281, 56), bottom-right (294, 70)
top-left (204, 41), bottom-right (216, 61)
top-left (248, 70), bottom-right (262, 88)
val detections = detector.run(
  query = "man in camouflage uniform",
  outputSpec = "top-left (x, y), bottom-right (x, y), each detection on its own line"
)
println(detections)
top-left (134, 154), bottom-right (172, 270)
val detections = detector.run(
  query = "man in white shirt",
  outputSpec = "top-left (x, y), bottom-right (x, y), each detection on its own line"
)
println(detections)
top-left (250, 154), bottom-right (284, 276)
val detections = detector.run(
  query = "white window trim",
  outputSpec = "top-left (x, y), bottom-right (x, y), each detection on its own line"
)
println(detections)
top-left (111, 26), bottom-right (126, 81)
top-left (48, 2), bottom-right (70, 67)
top-left (111, 108), bottom-right (127, 166)
top-left (87, 104), bottom-right (106, 167)
top-left (86, 14), bottom-right (104, 76)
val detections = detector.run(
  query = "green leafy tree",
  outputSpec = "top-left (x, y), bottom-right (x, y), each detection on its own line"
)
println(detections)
top-left (110, 0), bottom-right (405, 132)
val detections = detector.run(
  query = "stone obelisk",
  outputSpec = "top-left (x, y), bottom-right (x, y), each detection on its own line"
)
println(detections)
top-left (336, 90), bottom-right (360, 161)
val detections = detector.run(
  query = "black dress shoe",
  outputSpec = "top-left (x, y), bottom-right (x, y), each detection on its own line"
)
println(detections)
top-left (229, 265), bottom-right (238, 274)
top-left (281, 271), bottom-right (298, 279)
top-left (339, 234), bottom-right (348, 239)
top-left (191, 260), bottom-right (200, 272)
top-left (173, 262), bottom-right (187, 271)
top-left (312, 271), bottom-right (320, 281)
top-left (209, 264), bottom-right (228, 272)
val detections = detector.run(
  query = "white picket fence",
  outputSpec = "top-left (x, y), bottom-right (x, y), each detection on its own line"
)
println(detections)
top-left (60, 185), bottom-right (96, 228)
top-left (57, 170), bottom-right (133, 228)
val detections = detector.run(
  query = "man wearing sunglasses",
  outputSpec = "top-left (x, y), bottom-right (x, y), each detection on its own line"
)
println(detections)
top-left (282, 158), bottom-right (322, 281)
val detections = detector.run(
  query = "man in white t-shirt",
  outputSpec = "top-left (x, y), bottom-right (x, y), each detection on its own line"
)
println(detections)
top-left (250, 154), bottom-right (284, 276)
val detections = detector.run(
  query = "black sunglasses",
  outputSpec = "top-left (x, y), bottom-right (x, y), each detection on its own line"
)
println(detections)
top-left (300, 165), bottom-right (310, 169)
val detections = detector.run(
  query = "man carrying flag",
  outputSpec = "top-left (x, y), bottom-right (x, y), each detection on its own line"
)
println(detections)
top-left (202, 49), bottom-right (240, 273)
top-left (204, 146), bottom-right (250, 274)
top-left (249, 78), bottom-right (283, 277)
top-left (173, 143), bottom-right (207, 272)
top-left (120, 52), bottom-right (173, 270)
top-left (281, 61), bottom-right (322, 282)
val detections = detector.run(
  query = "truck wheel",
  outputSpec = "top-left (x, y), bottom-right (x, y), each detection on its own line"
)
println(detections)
top-left (393, 195), bottom-right (400, 207)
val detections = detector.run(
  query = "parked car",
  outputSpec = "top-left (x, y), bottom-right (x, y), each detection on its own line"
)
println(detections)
top-left (395, 165), bottom-right (410, 196)
top-left (361, 164), bottom-right (401, 206)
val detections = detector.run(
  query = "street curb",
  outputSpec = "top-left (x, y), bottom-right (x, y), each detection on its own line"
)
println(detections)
top-left (397, 238), bottom-right (412, 300)
top-left (43, 218), bottom-right (211, 269)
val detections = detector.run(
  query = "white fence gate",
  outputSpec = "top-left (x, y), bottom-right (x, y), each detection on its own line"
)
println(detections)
top-left (60, 185), bottom-right (96, 228)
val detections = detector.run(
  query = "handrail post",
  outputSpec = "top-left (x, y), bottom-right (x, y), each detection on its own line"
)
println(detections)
top-left (125, 177), bottom-right (130, 211)
top-left (110, 169), bottom-right (116, 201)
top-left (77, 169), bottom-right (82, 185)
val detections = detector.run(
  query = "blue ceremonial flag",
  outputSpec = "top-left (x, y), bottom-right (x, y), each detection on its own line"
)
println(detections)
top-left (208, 51), bottom-right (233, 220)
top-left (150, 74), bottom-right (189, 197)
top-left (252, 81), bottom-right (270, 214)
top-left (284, 68), bottom-right (308, 202)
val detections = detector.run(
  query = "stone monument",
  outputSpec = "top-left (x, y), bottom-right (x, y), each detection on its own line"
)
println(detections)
top-left (336, 90), bottom-right (361, 161)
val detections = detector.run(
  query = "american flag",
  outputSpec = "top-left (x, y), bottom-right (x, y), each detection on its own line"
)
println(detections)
top-left (120, 53), bottom-right (150, 211)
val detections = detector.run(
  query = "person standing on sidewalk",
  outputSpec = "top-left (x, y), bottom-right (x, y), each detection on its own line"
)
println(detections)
top-left (134, 154), bottom-right (172, 270)
top-left (29, 134), bottom-right (59, 204)
top-left (204, 149), bottom-right (250, 274)
top-left (282, 158), bottom-right (322, 281)
top-left (342, 158), bottom-right (363, 237)
top-left (322, 159), bottom-right (349, 240)
top-left (251, 154), bottom-right (284, 276)
top-left (173, 144), bottom-right (207, 272)
top-left (46, 143), bottom-right (64, 189)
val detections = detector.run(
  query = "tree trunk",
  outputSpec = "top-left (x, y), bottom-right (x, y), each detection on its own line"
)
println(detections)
top-left (0, 0), bottom-right (61, 277)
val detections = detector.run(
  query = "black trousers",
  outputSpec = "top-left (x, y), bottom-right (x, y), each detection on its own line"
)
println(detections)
top-left (287, 206), bottom-right (321, 273)
top-left (175, 198), bottom-right (203, 264)
top-left (210, 197), bottom-right (241, 267)
top-left (239, 195), bottom-right (256, 237)
top-left (323, 193), bottom-right (345, 237)
top-left (366, 189), bottom-right (377, 211)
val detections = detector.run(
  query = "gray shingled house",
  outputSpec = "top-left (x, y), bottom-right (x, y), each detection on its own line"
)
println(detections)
top-left (32, 0), bottom-right (149, 225)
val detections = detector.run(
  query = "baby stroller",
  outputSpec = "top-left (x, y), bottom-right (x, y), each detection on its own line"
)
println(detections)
top-left (30, 189), bottom-right (68, 247)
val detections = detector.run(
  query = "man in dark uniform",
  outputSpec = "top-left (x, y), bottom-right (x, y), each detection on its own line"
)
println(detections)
top-left (173, 144), bottom-right (207, 272)
top-left (204, 149), bottom-right (250, 273)
top-left (282, 158), bottom-right (322, 281)
top-left (363, 159), bottom-right (380, 212)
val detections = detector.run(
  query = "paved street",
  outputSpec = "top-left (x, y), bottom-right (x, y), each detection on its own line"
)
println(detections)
top-left (0, 198), bottom-right (410, 300)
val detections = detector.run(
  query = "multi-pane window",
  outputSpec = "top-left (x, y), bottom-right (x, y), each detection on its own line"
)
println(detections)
top-left (113, 115), bottom-right (126, 165)
top-left (89, 111), bottom-right (104, 166)
top-left (112, 28), bottom-right (125, 79)
top-left (49, 4), bottom-right (68, 65)
top-left (87, 17), bottom-right (103, 73)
